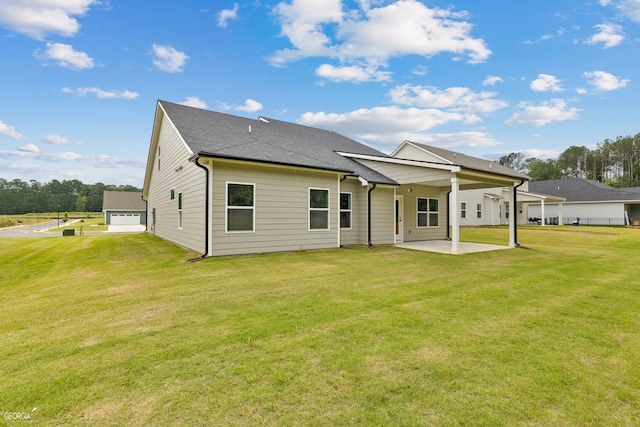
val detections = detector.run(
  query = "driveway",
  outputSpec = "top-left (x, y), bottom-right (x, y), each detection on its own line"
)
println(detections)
top-left (0, 220), bottom-right (61, 238)
top-left (106, 224), bottom-right (146, 233)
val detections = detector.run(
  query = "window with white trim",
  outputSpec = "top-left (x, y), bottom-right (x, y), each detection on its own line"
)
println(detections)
top-left (170, 187), bottom-right (175, 200)
top-left (226, 183), bottom-right (255, 232)
top-left (417, 197), bottom-right (439, 227)
top-left (476, 203), bottom-right (482, 219)
top-left (309, 188), bottom-right (329, 230)
top-left (178, 192), bottom-right (183, 229)
top-left (340, 192), bottom-right (352, 228)
top-left (461, 202), bottom-right (466, 218)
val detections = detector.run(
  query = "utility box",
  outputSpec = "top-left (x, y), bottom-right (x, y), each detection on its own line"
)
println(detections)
top-left (63, 229), bottom-right (75, 236)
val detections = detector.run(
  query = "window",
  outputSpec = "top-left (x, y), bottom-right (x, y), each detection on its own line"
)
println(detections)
top-left (157, 146), bottom-right (161, 171)
top-left (170, 188), bottom-right (175, 200)
top-left (226, 183), bottom-right (254, 232)
top-left (505, 205), bottom-right (510, 219)
top-left (178, 192), bottom-right (183, 229)
top-left (309, 188), bottom-right (329, 230)
top-left (499, 204), bottom-right (502, 219)
top-left (461, 202), bottom-right (466, 218)
top-left (340, 192), bottom-right (352, 228)
top-left (417, 197), bottom-right (439, 227)
top-left (476, 203), bottom-right (482, 219)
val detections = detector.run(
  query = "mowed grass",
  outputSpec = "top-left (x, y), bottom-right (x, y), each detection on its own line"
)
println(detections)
top-left (1, 227), bottom-right (639, 426)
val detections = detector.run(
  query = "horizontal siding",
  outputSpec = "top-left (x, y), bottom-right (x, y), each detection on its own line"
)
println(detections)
top-left (396, 185), bottom-right (447, 241)
top-left (370, 186), bottom-right (395, 245)
top-left (357, 159), bottom-right (452, 184)
top-left (210, 162), bottom-right (341, 256)
top-left (394, 144), bottom-right (448, 163)
top-left (339, 178), bottom-right (365, 246)
top-left (146, 115), bottom-right (205, 253)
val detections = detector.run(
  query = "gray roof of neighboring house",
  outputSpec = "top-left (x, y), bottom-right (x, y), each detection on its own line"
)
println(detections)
top-left (159, 100), bottom-right (398, 185)
top-left (528, 178), bottom-right (640, 202)
top-left (406, 142), bottom-right (530, 180)
top-left (103, 191), bottom-right (146, 211)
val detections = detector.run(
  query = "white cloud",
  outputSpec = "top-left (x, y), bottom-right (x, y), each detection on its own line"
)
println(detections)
top-left (151, 44), bottom-right (189, 73)
top-left (269, 0), bottom-right (490, 74)
top-left (298, 106), bottom-right (467, 146)
top-left (0, 147), bottom-right (145, 168)
top-left (179, 97), bottom-right (208, 109)
top-left (530, 74), bottom-right (564, 92)
top-left (235, 99), bottom-right (263, 113)
top-left (506, 99), bottom-right (580, 126)
top-left (583, 70), bottom-right (630, 91)
top-left (0, 120), bottom-right (25, 140)
top-left (602, 0), bottom-right (640, 23)
top-left (217, 3), bottom-right (239, 28)
top-left (62, 87), bottom-right (139, 99)
top-left (482, 75), bottom-right (503, 86)
top-left (36, 42), bottom-right (94, 70)
top-left (315, 63), bottom-right (392, 82)
top-left (389, 84), bottom-right (508, 113)
top-left (43, 134), bottom-right (82, 145)
top-left (403, 131), bottom-right (504, 149)
top-left (0, 0), bottom-right (99, 39)
top-left (585, 23), bottom-right (624, 48)
top-left (18, 143), bottom-right (39, 153)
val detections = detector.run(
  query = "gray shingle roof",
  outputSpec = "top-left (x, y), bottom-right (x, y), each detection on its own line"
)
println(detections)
top-left (159, 100), bottom-right (398, 185)
top-left (406, 142), bottom-right (530, 180)
top-left (528, 178), bottom-right (640, 202)
top-left (103, 191), bottom-right (146, 211)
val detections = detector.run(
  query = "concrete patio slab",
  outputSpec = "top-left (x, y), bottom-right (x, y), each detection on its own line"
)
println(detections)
top-left (395, 240), bottom-right (510, 255)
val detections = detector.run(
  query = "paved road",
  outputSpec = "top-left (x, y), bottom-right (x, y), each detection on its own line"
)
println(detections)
top-left (0, 220), bottom-right (62, 238)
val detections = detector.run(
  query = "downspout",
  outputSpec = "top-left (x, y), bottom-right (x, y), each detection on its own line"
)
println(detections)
top-left (446, 190), bottom-right (452, 240)
top-left (514, 179), bottom-right (525, 247)
top-left (192, 155), bottom-right (210, 258)
top-left (367, 183), bottom-right (377, 247)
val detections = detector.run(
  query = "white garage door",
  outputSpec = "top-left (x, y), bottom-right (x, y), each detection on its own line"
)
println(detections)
top-left (111, 213), bottom-right (141, 225)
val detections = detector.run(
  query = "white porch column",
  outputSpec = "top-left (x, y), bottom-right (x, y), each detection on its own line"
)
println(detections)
top-left (541, 199), bottom-right (546, 226)
top-left (558, 202), bottom-right (564, 225)
top-left (509, 183), bottom-right (516, 248)
top-left (451, 177), bottom-right (460, 254)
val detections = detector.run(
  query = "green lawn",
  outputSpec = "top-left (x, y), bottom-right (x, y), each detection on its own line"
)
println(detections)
top-left (1, 227), bottom-right (639, 426)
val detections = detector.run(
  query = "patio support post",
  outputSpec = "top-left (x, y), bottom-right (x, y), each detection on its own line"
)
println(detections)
top-left (509, 183), bottom-right (516, 248)
top-left (451, 177), bottom-right (460, 254)
top-left (541, 199), bottom-right (546, 226)
top-left (558, 202), bottom-right (564, 225)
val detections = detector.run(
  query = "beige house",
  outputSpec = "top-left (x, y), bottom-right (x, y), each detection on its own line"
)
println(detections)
top-left (142, 101), bottom-right (529, 256)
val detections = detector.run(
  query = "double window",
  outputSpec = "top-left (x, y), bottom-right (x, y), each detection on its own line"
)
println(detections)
top-left (340, 192), bottom-right (351, 229)
top-left (417, 197), bottom-right (439, 227)
top-left (309, 188), bottom-right (329, 230)
top-left (461, 202), bottom-right (467, 218)
top-left (227, 183), bottom-right (255, 232)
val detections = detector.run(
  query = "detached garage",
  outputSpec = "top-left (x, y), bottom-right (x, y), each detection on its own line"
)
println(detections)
top-left (103, 191), bottom-right (147, 226)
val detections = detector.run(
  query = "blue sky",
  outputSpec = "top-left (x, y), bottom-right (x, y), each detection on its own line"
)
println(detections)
top-left (0, 0), bottom-right (638, 186)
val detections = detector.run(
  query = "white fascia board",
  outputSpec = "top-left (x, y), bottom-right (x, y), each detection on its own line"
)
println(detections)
top-left (357, 176), bottom-right (369, 186)
top-left (337, 151), bottom-right (461, 172)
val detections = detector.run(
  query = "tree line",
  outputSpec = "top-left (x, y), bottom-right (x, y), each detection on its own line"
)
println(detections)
top-left (498, 132), bottom-right (640, 187)
top-left (0, 178), bottom-right (141, 215)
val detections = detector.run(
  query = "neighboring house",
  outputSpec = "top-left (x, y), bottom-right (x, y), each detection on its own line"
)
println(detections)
top-left (456, 186), bottom-right (566, 226)
top-left (528, 178), bottom-right (640, 225)
top-left (103, 191), bottom-right (147, 225)
top-left (142, 101), bottom-right (529, 256)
